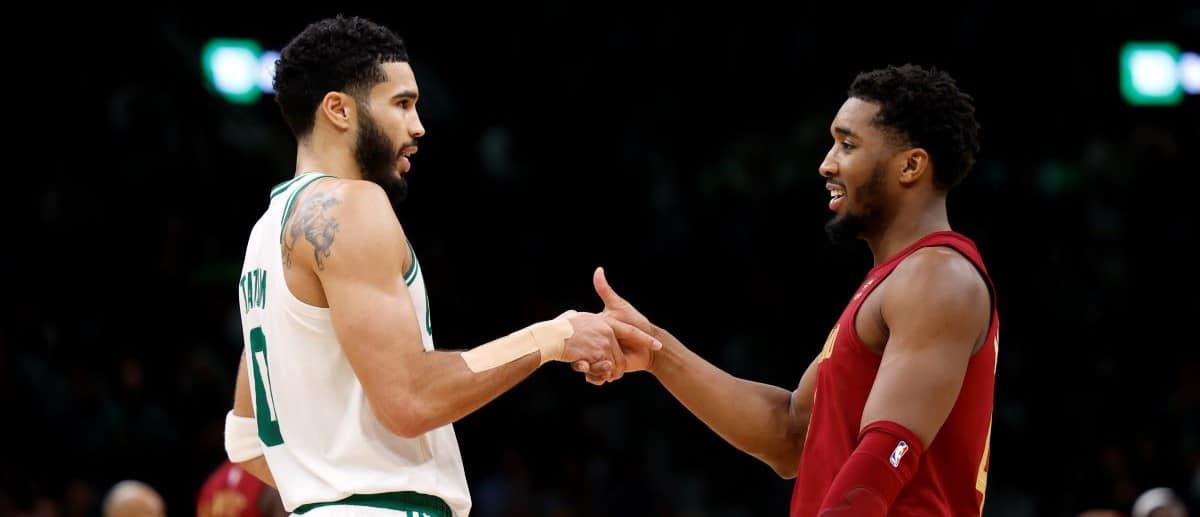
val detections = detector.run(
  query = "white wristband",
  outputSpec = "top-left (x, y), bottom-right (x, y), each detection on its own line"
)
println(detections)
top-left (224, 411), bottom-right (263, 462)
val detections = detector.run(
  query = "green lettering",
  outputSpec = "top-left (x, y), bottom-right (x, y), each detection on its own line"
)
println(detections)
top-left (240, 269), bottom-right (269, 312)
top-left (240, 273), bottom-right (251, 313)
top-left (258, 270), bottom-right (268, 310)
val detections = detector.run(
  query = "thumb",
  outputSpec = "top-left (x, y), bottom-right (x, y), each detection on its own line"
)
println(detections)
top-left (607, 317), bottom-right (662, 352)
top-left (593, 266), bottom-right (627, 308)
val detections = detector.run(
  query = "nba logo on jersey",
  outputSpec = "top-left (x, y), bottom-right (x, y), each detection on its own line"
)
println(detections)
top-left (890, 440), bottom-right (910, 467)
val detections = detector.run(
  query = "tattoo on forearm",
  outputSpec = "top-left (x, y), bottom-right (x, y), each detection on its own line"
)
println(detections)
top-left (283, 187), bottom-right (342, 270)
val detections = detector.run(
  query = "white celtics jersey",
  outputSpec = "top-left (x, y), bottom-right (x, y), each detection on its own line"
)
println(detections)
top-left (237, 172), bottom-right (471, 515)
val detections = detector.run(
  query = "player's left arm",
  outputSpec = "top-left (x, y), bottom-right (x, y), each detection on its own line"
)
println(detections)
top-left (230, 351), bottom-right (277, 488)
top-left (863, 247), bottom-right (990, 445)
top-left (818, 247), bottom-right (990, 516)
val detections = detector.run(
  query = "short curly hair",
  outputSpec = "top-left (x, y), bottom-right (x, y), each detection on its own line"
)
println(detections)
top-left (273, 15), bottom-right (409, 138)
top-left (848, 64), bottom-right (981, 190)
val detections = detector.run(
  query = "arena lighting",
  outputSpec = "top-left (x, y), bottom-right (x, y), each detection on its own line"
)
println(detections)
top-left (1179, 52), bottom-right (1200, 95)
top-left (202, 39), bottom-right (282, 104)
top-left (259, 50), bottom-right (281, 95)
top-left (1120, 41), bottom-right (1191, 106)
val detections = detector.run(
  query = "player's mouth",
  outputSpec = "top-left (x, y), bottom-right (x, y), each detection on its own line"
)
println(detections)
top-left (827, 183), bottom-right (846, 212)
top-left (398, 146), bottom-right (417, 175)
top-left (398, 146), bottom-right (418, 174)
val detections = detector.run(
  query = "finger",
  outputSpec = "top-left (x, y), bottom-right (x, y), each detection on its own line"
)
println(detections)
top-left (593, 267), bottom-right (627, 308)
top-left (609, 333), bottom-right (627, 382)
top-left (572, 360), bottom-right (590, 373)
top-left (586, 358), bottom-right (610, 383)
top-left (585, 367), bottom-right (609, 385)
top-left (607, 317), bottom-right (663, 351)
top-left (589, 359), bottom-right (614, 377)
top-left (556, 309), bottom-right (580, 320)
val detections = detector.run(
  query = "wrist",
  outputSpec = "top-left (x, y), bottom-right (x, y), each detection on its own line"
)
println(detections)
top-left (534, 318), bottom-right (574, 364)
top-left (462, 318), bottom-right (574, 372)
top-left (649, 323), bottom-right (665, 341)
top-left (646, 326), bottom-right (668, 376)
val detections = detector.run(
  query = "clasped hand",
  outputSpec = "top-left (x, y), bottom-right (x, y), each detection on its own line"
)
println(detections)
top-left (558, 267), bottom-right (661, 385)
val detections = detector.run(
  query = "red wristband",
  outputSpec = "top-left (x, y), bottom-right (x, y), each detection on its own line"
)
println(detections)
top-left (817, 420), bottom-right (925, 516)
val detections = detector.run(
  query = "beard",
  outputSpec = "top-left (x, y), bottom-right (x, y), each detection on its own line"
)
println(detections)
top-left (824, 210), bottom-right (866, 245)
top-left (354, 106), bottom-right (410, 213)
top-left (824, 162), bottom-right (887, 245)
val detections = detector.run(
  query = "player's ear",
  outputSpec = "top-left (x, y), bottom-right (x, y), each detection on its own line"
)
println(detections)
top-left (897, 148), bottom-right (930, 186)
top-left (319, 92), bottom-right (355, 131)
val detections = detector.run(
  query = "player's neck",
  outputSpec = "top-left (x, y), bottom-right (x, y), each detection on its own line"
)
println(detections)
top-left (865, 198), bottom-right (950, 265)
top-left (294, 139), bottom-right (365, 181)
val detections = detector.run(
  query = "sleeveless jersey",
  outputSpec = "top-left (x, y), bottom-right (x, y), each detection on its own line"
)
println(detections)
top-left (790, 231), bottom-right (998, 517)
top-left (237, 172), bottom-right (471, 515)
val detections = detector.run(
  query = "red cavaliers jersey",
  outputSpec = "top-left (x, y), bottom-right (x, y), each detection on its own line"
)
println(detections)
top-left (197, 462), bottom-right (270, 517)
top-left (790, 231), bottom-right (998, 517)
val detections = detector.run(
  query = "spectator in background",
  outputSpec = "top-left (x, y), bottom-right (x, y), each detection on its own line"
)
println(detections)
top-left (101, 480), bottom-right (164, 517)
top-left (1132, 487), bottom-right (1189, 517)
top-left (197, 461), bottom-right (286, 517)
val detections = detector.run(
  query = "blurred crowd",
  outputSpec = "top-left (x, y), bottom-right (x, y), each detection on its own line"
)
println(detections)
top-left (3, 5), bottom-right (1197, 516)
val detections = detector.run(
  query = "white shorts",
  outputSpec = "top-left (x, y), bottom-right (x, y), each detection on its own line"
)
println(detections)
top-left (296, 506), bottom-right (442, 517)
top-left (290, 491), bottom-right (452, 517)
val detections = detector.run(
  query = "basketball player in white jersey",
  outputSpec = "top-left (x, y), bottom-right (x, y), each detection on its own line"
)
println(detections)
top-left (224, 16), bottom-right (662, 517)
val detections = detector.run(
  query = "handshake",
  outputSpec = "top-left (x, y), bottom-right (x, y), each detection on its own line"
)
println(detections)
top-left (554, 267), bottom-right (664, 385)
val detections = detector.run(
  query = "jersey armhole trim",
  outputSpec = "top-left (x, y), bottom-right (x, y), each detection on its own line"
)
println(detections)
top-left (279, 174), bottom-right (336, 243)
top-left (403, 240), bottom-right (420, 286)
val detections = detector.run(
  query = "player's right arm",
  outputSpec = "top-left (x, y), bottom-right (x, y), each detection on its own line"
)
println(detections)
top-left (593, 267), bottom-right (816, 478)
top-left (650, 334), bottom-right (818, 479)
top-left (300, 180), bottom-right (659, 438)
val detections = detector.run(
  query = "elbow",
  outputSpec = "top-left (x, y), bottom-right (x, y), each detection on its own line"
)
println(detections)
top-left (768, 456), bottom-right (799, 479)
top-left (376, 398), bottom-right (434, 439)
top-left (767, 413), bottom-right (809, 479)
top-left (758, 453), bottom-right (796, 482)
top-left (744, 443), bottom-right (799, 479)
top-left (391, 425), bottom-right (428, 440)
top-left (758, 427), bottom-right (804, 479)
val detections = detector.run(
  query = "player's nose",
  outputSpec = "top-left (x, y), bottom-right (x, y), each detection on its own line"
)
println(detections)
top-left (409, 111), bottom-right (426, 139)
top-left (819, 154), bottom-right (837, 178)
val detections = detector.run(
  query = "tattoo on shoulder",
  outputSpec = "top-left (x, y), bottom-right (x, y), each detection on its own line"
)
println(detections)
top-left (283, 186), bottom-right (342, 270)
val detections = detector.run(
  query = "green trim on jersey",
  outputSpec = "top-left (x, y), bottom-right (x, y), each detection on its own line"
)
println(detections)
top-left (403, 242), bottom-right (420, 286)
top-left (293, 491), bottom-right (451, 517)
top-left (270, 174), bottom-right (306, 198)
top-left (404, 242), bottom-right (431, 336)
top-left (279, 174), bottom-right (335, 242)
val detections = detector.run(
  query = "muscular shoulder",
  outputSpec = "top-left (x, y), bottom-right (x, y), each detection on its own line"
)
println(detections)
top-left (284, 178), bottom-right (408, 274)
top-left (303, 178), bottom-right (394, 220)
top-left (882, 247), bottom-right (989, 338)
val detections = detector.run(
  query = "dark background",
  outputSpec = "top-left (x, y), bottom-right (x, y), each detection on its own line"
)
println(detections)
top-left (3, 3), bottom-right (1198, 516)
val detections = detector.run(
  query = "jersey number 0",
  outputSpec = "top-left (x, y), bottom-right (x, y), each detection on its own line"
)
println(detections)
top-left (249, 327), bottom-right (285, 446)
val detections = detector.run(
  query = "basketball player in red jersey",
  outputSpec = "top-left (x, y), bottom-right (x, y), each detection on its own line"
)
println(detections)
top-left (197, 461), bottom-right (287, 517)
top-left (592, 64), bottom-right (995, 516)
